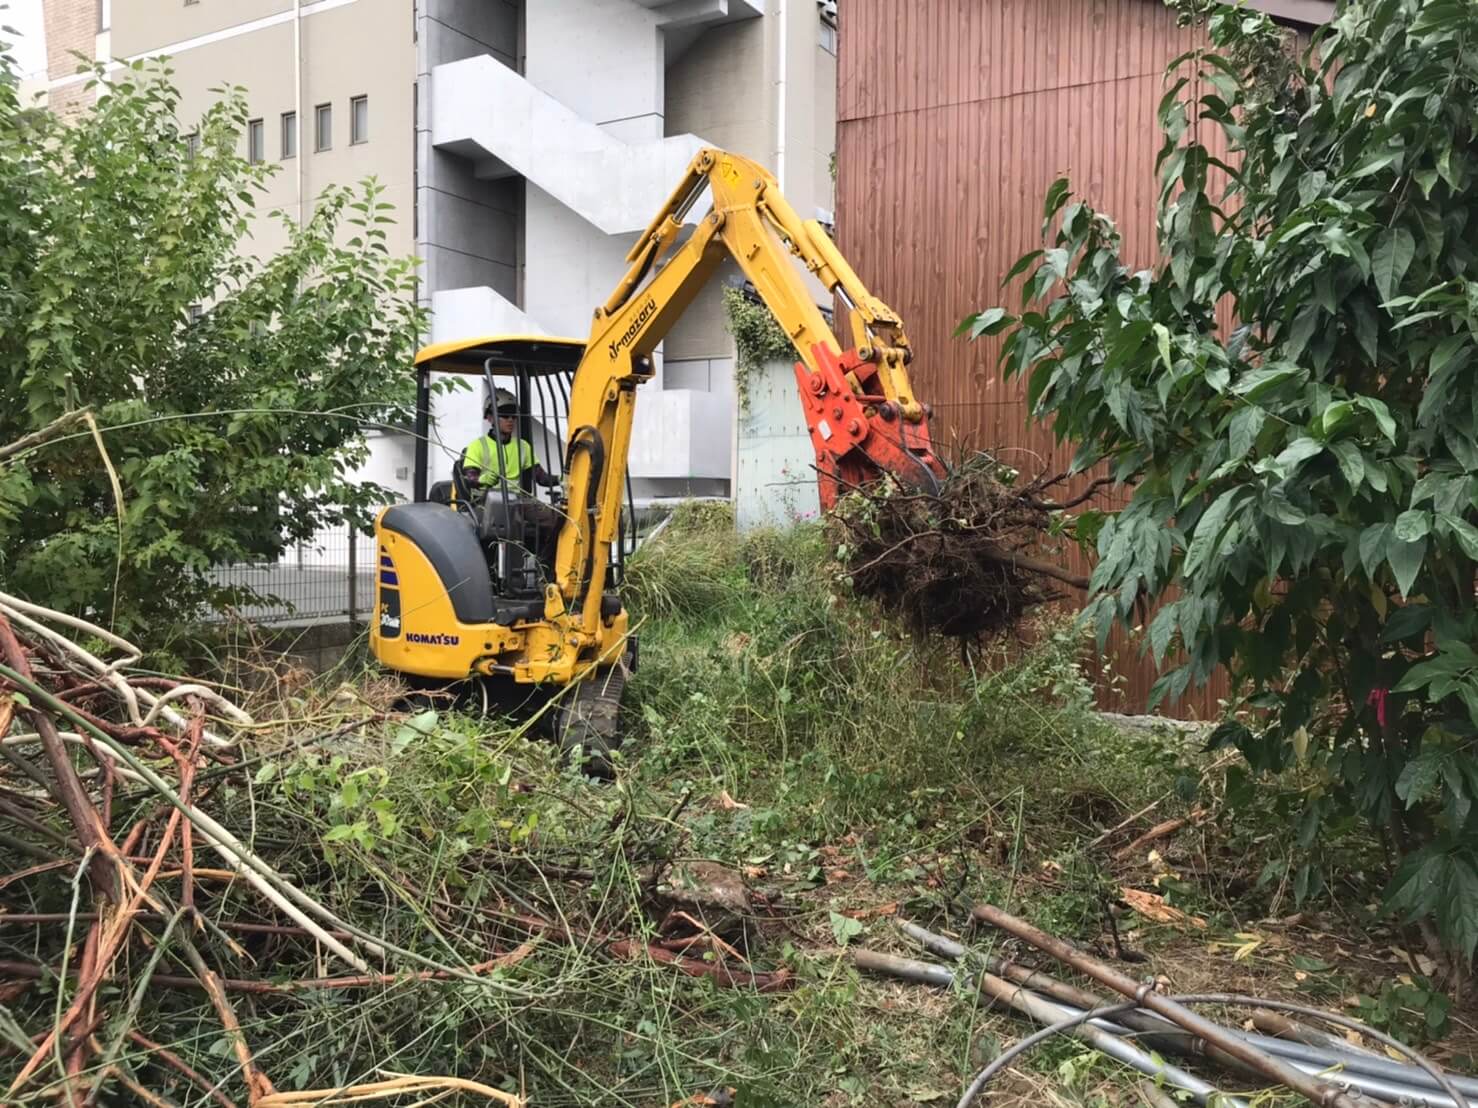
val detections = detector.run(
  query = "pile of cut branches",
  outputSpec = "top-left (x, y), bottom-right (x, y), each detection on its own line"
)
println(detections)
top-left (0, 595), bottom-right (485, 1106)
top-left (830, 453), bottom-right (1096, 640)
top-left (0, 593), bottom-right (797, 1105)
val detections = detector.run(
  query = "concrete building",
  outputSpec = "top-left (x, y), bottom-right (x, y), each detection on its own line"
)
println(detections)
top-left (35, 0), bottom-right (840, 505)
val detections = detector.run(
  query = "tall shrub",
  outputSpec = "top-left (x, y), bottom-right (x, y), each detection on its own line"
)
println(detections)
top-left (0, 55), bottom-right (426, 635)
top-left (963, 0), bottom-right (1478, 964)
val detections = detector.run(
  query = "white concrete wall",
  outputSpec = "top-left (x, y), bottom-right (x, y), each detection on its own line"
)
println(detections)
top-left (526, 0), bottom-right (666, 142)
top-left (522, 186), bottom-right (638, 343)
top-left (431, 54), bottom-right (708, 237)
top-left (629, 388), bottom-right (734, 480)
top-left (736, 357), bottom-right (819, 530)
top-left (431, 287), bottom-right (547, 345)
top-left (356, 430), bottom-right (419, 502)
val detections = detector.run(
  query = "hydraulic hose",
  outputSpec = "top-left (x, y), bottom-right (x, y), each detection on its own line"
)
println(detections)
top-left (563, 425), bottom-right (605, 610)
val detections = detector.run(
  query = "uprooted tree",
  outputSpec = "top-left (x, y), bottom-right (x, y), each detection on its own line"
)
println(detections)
top-left (963, 0), bottom-right (1478, 969)
top-left (829, 454), bottom-right (1093, 641)
top-left (0, 52), bottom-right (426, 639)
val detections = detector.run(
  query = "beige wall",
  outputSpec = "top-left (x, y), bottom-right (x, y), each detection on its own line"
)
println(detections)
top-left (663, 19), bottom-right (767, 364)
top-left (811, 41), bottom-right (836, 213)
top-left (302, 0), bottom-right (416, 258)
top-left (784, 3), bottom-right (835, 219)
top-left (665, 19), bottom-right (768, 162)
top-left (111, 0), bottom-right (291, 58)
top-left (157, 0), bottom-right (415, 265)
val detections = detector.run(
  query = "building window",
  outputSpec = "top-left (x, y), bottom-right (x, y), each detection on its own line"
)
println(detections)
top-left (247, 118), bottom-right (264, 164)
top-left (184, 131), bottom-right (200, 159)
top-left (350, 95), bottom-right (369, 144)
top-left (314, 103), bottom-right (332, 151)
top-left (187, 304), bottom-right (205, 323)
top-left (281, 111), bottom-right (296, 159)
top-left (819, 0), bottom-right (838, 54)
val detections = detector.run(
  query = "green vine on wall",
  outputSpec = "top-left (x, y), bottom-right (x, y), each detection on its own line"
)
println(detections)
top-left (722, 285), bottom-right (798, 412)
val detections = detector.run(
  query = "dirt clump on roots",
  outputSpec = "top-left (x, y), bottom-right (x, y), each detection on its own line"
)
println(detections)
top-left (829, 453), bottom-right (1091, 640)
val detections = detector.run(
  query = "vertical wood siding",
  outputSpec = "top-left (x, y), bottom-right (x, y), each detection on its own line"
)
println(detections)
top-left (837, 0), bottom-right (1230, 717)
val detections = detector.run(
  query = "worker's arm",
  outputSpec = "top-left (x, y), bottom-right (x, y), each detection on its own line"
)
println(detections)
top-left (522, 440), bottom-right (560, 489)
top-left (460, 438), bottom-right (486, 487)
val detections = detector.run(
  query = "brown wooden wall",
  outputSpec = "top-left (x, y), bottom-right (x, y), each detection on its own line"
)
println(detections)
top-left (836, 0), bottom-right (1226, 717)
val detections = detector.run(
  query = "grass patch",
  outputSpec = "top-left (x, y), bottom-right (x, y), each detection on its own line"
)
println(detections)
top-left (6, 505), bottom-right (1464, 1106)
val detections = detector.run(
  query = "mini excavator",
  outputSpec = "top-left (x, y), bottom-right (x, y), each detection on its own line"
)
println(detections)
top-left (369, 148), bottom-right (945, 770)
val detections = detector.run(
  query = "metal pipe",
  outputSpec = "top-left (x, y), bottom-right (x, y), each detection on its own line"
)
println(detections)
top-left (851, 951), bottom-right (1241, 1108)
top-left (901, 920), bottom-right (1449, 1093)
top-left (850, 949), bottom-right (956, 989)
top-left (953, 994), bottom-right (1241, 1108)
top-left (868, 940), bottom-right (1471, 1108)
top-left (976, 970), bottom-right (1246, 1108)
top-left (972, 903), bottom-right (1468, 1108)
top-left (898, 921), bottom-right (1270, 1081)
top-left (1275, 1057), bottom-right (1473, 1107)
top-left (1107, 1017), bottom-right (1472, 1106)
top-left (898, 919), bottom-right (1110, 1012)
top-left (1094, 1013), bottom-right (1470, 1106)
top-left (1248, 1008), bottom-right (1386, 1060)
top-left (1247, 1036), bottom-right (1478, 1101)
top-left (973, 902), bottom-right (1364, 1108)
top-left (346, 520), bottom-right (356, 624)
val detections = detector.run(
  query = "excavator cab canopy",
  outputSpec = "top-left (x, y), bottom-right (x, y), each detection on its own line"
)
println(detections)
top-left (411, 335), bottom-right (585, 503)
top-left (409, 334), bottom-right (638, 584)
top-left (413, 335), bottom-right (587, 375)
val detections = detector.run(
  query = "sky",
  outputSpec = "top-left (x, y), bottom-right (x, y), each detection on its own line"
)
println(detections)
top-left (2, 0), bottom-right (47, 80)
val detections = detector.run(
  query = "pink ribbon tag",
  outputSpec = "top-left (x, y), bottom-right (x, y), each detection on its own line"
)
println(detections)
top-left (1367, 687), bottom-right (1389, 728)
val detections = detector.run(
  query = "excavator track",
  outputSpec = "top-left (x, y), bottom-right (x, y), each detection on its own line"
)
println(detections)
top-left (557, 652), bottom-right (631, 777)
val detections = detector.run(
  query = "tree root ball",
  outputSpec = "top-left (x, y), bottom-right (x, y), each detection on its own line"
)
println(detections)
top-left (828, 454), bottom-right (1088, 640)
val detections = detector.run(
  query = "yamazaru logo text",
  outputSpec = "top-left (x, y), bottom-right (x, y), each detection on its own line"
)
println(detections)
top-left (608, 298), bottom-right (658, 359)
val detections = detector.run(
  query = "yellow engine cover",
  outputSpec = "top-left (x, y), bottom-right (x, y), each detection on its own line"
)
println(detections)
top-left (369, 508), bottom-right (522, 680)
top-left (369, 504), bottom-right (630, 687)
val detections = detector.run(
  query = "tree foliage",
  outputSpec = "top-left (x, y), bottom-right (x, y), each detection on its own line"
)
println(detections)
top-left (0, 54), bottom-right (426, 636)
top-left (963, 0), bottom-right (1478, 962)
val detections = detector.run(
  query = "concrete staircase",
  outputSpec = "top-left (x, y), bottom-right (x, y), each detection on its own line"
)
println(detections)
top-left (432, 54), bottom-right (709, 236)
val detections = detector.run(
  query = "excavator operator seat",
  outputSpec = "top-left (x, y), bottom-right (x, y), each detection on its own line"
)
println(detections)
top-left (477, 492), bottom-right (526, 547)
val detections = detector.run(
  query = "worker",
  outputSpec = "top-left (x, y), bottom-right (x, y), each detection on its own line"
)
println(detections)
top-left (461, 387), bottom-right (562, 577)
top-left (461, 387), bottom-right (561, 493)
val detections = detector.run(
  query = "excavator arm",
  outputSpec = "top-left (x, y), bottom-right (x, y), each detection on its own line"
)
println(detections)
top-left (548, 148), bottom-right (945, 647)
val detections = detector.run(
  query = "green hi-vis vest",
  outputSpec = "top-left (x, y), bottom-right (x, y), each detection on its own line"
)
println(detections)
top-left (462, 434), bottom-right (535, 486)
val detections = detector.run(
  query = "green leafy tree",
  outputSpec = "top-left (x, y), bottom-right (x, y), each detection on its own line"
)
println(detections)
top-left (0, 54), bottom-right (426, 635)
top-left (962, 0), bottom-right (1478, 966)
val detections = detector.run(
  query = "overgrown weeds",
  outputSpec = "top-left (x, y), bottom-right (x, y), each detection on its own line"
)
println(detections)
top-left (4, 505), bottom-right (1460, 1106)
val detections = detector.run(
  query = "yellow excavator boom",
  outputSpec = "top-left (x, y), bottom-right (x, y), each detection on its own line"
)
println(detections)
top-left (541, 148), bottom-right (944, 679)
